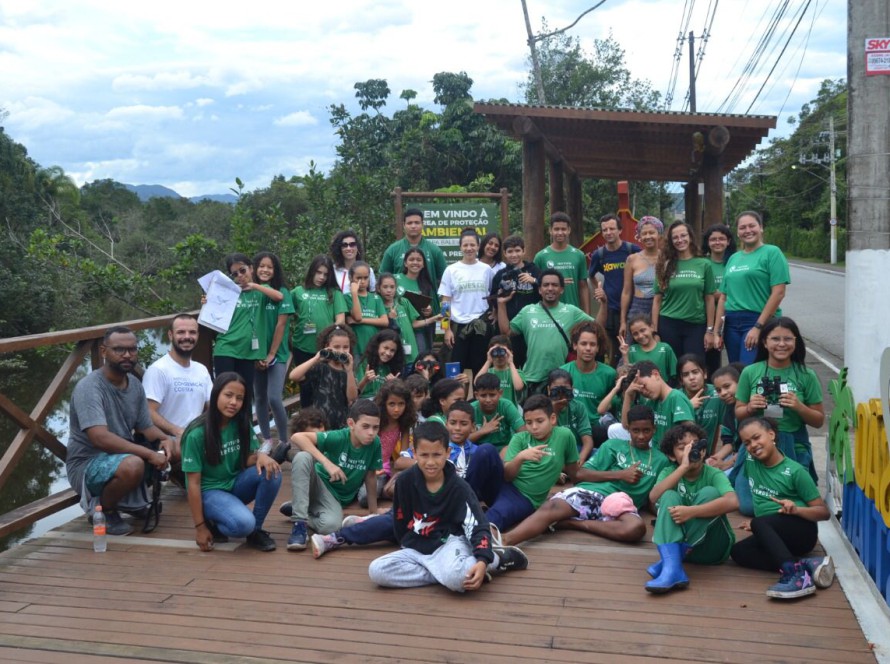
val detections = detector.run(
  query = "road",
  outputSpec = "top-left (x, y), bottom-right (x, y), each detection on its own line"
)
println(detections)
top-left (782, 262), bottom-right (845, 369)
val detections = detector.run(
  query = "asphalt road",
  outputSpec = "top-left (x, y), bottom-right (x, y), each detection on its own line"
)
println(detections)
top-left (782, 262), bottom-right (845, 368)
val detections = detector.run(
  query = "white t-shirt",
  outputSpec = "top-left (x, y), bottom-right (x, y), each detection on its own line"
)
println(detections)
top-left (334, 266), bottom-right (377, 294)
top-left (142, 353), bottom-right (212, 430)
top-left (437, 261), bottom-right (492, 323)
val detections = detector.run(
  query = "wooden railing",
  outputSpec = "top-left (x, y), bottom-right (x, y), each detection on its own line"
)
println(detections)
top-left (0, 312), bottom-right (212, 538)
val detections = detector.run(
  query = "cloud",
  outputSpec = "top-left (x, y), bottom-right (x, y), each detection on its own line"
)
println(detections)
top-left (105, 104), bottom-right (184, 120)
top-left (195, 98), bottom-right (214, 107)
top-left (3, 97), bottom-right (74, 130)
top-left (112, 71), bottom-right (211, 92)
top-left (273, 111), bottom-right (318, 127)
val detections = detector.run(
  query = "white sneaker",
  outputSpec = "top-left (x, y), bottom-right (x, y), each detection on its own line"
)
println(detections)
top-left (341, 514), bottom-right (368, 529)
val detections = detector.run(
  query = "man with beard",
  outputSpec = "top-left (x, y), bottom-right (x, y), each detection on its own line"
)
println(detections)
top-left (66, 326), bottom-right (172, 535)
top-left (142, 314), bottom-right (212, 456)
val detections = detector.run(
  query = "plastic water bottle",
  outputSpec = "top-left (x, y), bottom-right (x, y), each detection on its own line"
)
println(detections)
top-left (93, 505), bottom-right (107, 552)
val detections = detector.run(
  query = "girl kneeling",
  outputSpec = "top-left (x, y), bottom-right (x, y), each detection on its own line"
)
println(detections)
top-left (182, 372), bottom-right (282, 552)
top-left (729, 417), bottom-right (834, 599)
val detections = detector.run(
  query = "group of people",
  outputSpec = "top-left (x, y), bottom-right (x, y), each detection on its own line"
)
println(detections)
top-left (65, 207), bottom-right (834, 600)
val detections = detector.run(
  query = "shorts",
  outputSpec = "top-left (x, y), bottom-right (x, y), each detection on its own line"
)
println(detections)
top-left (84, 453), bottom-right (132, 496)
top-left (552, 487), bottom-right (640, 521)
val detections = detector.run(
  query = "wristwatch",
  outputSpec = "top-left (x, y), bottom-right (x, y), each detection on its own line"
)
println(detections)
top-left (753, 322), bottom-right (763, 330)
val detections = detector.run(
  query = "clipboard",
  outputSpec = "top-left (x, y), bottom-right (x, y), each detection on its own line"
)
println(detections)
top-left (402, 290), bottom-right (432, 313)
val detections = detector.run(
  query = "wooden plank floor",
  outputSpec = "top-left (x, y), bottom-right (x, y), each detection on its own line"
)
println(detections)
top-left (0, 474), bottom-right (876, 663)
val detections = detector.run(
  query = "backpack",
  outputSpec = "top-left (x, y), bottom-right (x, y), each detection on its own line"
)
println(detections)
top-left (593, 241), bottom-right (635, 266)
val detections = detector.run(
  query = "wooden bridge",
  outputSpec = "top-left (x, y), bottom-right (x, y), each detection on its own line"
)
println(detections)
top-left (0, 316), bottom-right (882, 662)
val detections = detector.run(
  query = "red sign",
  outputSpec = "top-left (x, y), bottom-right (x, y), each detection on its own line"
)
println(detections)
top-left (865, 37), bottom-right (890, 76)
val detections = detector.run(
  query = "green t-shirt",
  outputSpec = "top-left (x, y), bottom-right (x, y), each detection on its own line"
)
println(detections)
top-left (639, 389), bottom-right (695, 446)
top-left (213, 289), bottom-right (268, 360)
top-left (533, 245), bottom-right (588, 308)
top-left (655, 463), bottom-right (734, 507)
top-left (708, 258), bottom-right (726, 290)
top-left (556, 399), bottom-right (592, 449)
top-left (395, 273), bottom-right (440, 315)
top-left (628, 342), bottom-right (678, 382)
top-left (472, 398), bottom-right (524, 449)
top-left (380, 237), bottom-right (447, 287)
top-left (314, 428), bottom-right (383, 505)
top-left (181, 420), bottom-right (259, 492)
top-left (561, 361), bottom-right (617, 426)
top-left (653, 257), bottom-right (716, 324)
top-left (719, 244), bottom-right (790, 314)
top-left (692, 383), bottom-right (726, 449)
top-left (578, 437), bottom-right (670, 508)
top-left (290, 286), bottom-right (349, 354)
top-left (355, 360), bottom-right (396, 398)
top-left (262, 286), bottom-right (295, 363)
top-left (746, 455), bottom-right (820, 517)
top-left (511, 303), bottom-right (593, 382)
top-left (505, 427), bottom-right (579, 508)
top-left (736, 361), bottom-right (822, 433)
top-left (487, 367), bottom-right (524, 405)
top-left (350, 292), bottom-right (387, 357)
top-left (393, 297), bottom-right (421, 363)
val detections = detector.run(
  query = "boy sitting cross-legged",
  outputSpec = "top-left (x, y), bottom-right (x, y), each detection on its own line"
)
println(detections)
top-left (368, 421), bottom-right (528, 593)
top-left (501, 405), bottom-right (669, 546)
top-left (287, 399), bottom-right (383, 551)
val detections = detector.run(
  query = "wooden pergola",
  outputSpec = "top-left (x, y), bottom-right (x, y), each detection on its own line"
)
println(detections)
top-left (473, 103), bottom-right (776, 254)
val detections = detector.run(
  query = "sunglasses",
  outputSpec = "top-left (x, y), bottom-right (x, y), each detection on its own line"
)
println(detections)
top-left (230, 266), bottom-right (249, 278)
top-left (341, 241), bottom-right (358, 248)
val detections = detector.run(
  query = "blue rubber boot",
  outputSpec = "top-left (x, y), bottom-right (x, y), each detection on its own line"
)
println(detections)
top-left (647, 543), bottom-right (691, 578)
top-left (645, 543), bottom-right (690, 594)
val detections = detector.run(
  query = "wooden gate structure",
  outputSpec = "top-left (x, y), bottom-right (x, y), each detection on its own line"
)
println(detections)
top-left (473, 103), bottom-right (777, 256)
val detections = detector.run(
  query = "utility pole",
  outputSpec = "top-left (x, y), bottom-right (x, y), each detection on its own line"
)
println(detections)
top-left (845, 2), bottom-right (890, 404)
top-left (688, 31), bottom-right (696, 112)
top-left (829, 116), bottom-right (838, 265)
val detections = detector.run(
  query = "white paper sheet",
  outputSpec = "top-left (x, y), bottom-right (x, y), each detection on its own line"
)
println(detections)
top-left (197, 270), bottom-right (241, 333)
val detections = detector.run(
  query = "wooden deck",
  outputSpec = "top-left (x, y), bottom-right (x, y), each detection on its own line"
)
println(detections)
top-left (0, 475), bottom-right (877, 664)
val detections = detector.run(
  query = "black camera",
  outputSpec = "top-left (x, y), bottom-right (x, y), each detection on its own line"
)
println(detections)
top-left (415, 359), bottom-right (440, 373)
top-left (549, 385), bottom-right (574, 401)
top-left (688, 438), bottom-right (710, 463)
top-left (490, 347), bottom-right (507, 359)
top-left (320, 348), bottom-right (349, 363)
top-left (758, 376), bottom-right (785, 401)
top-left (497, 268), bottom-right (521, 295)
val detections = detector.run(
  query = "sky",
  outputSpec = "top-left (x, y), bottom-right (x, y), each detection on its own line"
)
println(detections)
top-left (0, 0), bottom-right (847, 197)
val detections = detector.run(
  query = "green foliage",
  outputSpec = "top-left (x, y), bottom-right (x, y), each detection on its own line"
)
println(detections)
top-left (727, 79), bottom-right (847, 261)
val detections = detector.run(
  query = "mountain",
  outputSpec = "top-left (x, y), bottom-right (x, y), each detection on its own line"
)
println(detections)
top-left (123, 183), bottom-right (236, 204)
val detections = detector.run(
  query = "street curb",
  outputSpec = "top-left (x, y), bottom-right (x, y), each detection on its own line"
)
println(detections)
top-left (788, 261), bottom-right (845, 276)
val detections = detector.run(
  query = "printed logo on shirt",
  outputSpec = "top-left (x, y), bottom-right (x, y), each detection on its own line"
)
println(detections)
top-left (337, 450), bottom-right (371, 472)
top-left (409, 512), bottom-right (440, 536)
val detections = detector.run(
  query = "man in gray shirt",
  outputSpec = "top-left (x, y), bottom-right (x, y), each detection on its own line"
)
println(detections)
top-left (66, 326), bottom-right (172, 535)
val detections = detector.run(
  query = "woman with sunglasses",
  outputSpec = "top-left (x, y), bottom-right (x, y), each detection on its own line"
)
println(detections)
top-left (212, 253), bottom-right (282, 398)
top-left (330, 229), bottom-right (376, 294)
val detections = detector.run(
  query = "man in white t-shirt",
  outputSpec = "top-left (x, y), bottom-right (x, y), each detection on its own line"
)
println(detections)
top-left (142, 314), bottom-right (212, 457)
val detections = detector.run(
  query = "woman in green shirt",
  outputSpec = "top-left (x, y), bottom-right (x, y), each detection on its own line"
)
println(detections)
top-left (701, 224), bottom-right (736, 377)
top-left (652, 222), bottom-right (716, 361)
top-left (396, 248), bottom-right (440, 355)
top-left (715, 211), bottom-right (790, 365)
top-left (291, 255), bottom-right (348, 408)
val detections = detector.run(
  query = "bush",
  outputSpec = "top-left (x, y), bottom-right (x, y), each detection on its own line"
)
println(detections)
top-left (764, 225), bottom-right (845, 261)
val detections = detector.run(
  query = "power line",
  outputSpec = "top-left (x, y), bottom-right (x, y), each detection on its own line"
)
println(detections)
top-left (766, 0), bottom-right (824, 118)
top-left (664, 0), bottom-right (697, 109)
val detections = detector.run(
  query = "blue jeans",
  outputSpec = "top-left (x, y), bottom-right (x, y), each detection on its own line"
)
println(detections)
top-left (465, 444), bottom-right (504, 506)
top-left (485, 482), bottom-right (535, 530)
top-left (341, 512), bottom-right (397, 545)
top-left (254, 361), bottom-right (289, 441)
top-left (723, 310), bottom-right (761, 365)
top-left (202, 467), bottom-right (282, 537)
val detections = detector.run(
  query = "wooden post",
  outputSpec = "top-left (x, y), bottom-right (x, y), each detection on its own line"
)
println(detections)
top-left (567, 173), bottom-right (583, 248)
top-left (684, 182), bottom-right (699, 232)
top-left (702, 152), bottom-right (724, 232)
top-left (523, 138), bottom-right (546, 257)
top-left (393, 187), bottom-right (404, 239)
top-left (499, 188), bottom-right (510, 237)
top-left (549, 159), bottom-right (565, 215)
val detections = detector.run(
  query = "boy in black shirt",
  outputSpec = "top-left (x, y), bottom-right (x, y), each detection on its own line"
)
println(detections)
top-left (368, 421), bottom-right (528, 592)
top-left (490, 235), bottom-right (541, 367)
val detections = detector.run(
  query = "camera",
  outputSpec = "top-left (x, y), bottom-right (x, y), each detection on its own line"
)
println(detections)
top-left (688, 438), bottom-right (710, 463)
top-left (497, 267), bottom-right (521, 295)
top-left (549, 385), bottom-right (574, 401)
top-left (619, 367), bottom-right (638, 393)
top-left (415, 359), bottom-right (440, 374)
top-left (757, 376), bottom-right (787, 401)
top-left (490, 347), bottom-right (507, 359)
top-left (320, 348), bottom-right (349, 363)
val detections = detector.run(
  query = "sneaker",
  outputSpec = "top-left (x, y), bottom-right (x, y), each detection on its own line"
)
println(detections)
top-left (287, 521), bottom-right (308, 551)
top-left (206, 520), bottom-right (229, 543)
top-left (311, 533), bottom-right (344, 559)
top-left (341, 514), bottom-right (368, 529)
top-left (766, 561), bottom-right (815, 599)
top-left (492, 545), bottom-right (529, 573)
top-left (105, 511), bottom-right (134, 536)
top-left (279, 501), bottom-right (293, 518)
top-left (271, 441), bottom-right (291, 465)
top-left (489, 523), bottom-right (504, 547)
top-left (802, 555), bottom-right (835, 589)
top-left (246, 529), bottom-right (276, 552)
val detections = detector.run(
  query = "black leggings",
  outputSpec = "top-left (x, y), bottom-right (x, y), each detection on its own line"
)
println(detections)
top-left (449, 321), bottom-right (490, 378)
top-left (657, 315), bottom-right (706, 363)
top-left (730, 513), bottom-right (818, 571)
top-left (213, 356), bottom-right (256, 402)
